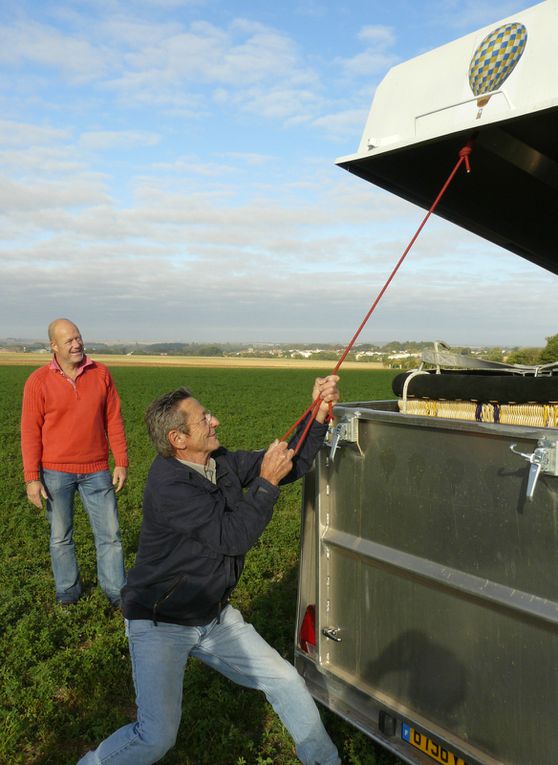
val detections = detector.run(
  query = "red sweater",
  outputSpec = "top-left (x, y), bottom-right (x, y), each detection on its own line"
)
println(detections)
top-left (21, 357), bottom-right (128, 482)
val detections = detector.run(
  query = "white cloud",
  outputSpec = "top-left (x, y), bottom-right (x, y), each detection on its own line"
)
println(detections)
top-left (433, 1), bottom-right (532, 31)
top-left (79, 130), bottom-right (161, 149)
top-left (219, 151), bottom-right (274, 166)
top-left (99, 17), bottom-right (324, 120)
top-left (0, 21), bottom-right (112, 84)
top-left (3, 237), bottom-right (555, 344)
top-left (152, 155), bottom-right (236, 176)
top-left (0, 175), bottom-right (109, 214)
top-left (338, 49), bottom-right (399, 78)
top-left (294, 1), bottom-right (326, 19)
top-left (134, 0), bottom-right (206, 8)
top-left (117, 19), bottom-right (307, 87)
top-left (0, 119), bottom-right (71, 147)
top-left (225, 84), bottom-right (324, 121)
top-left (0, 147), bottom-right (84, 175)
top-left (358, 25), bottom-right (396, 48)
top-left (336, 24), bottom-right (398, 79)
top-left (312, 108), bottom-right (369, 140)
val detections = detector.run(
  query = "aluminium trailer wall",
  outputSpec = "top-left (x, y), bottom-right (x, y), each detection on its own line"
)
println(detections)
top-left (295, 402), bottom-right (558, 765)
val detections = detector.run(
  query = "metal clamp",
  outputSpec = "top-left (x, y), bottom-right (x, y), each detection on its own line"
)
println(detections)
top-left (328, 412), bottom-right (363, 462)
top-left (510, 438), bottom-right (558, 500)
top-left (321, 627), bottom-right (342, 642)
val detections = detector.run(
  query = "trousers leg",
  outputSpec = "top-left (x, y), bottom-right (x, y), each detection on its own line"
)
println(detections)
top-left (78, 470), bottom-right (126, 604)
top-left (42, 469), bottom-right (81, 603)
top-left (193, 606), bottom-right (340, 765)
top-left (77, 620), bottom-right (195, 765)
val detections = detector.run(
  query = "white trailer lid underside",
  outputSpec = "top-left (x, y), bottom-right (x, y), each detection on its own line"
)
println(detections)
top-left (337, 1), bottom-right (558, 275)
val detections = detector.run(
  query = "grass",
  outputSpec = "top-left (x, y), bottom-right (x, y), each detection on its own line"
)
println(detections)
top-left (0, 365), bottom-right (402, 765)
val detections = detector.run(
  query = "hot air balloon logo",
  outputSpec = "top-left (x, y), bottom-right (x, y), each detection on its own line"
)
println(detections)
top-left (468, 22), bottom-right (527, 119)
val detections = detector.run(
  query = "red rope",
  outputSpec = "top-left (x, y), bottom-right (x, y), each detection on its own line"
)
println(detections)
top-left (283, 141), bottom-right (473, 453)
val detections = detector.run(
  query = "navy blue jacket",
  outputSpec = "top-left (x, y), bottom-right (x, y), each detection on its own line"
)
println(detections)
top-left (122, 420), bottom-right (327, 626)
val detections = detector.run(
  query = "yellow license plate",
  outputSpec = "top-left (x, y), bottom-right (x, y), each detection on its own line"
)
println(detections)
top-left (401, 723), bottom-right (468, 765)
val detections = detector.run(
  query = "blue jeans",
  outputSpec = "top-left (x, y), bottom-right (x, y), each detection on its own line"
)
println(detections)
top-left (42, 469), bottom-right (126, 605)
top-left (77, 605), bottom-right (340, 765)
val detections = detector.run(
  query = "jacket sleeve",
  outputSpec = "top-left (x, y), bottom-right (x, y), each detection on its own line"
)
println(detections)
top-left (104, 371), bottom-right (128, 468)
top-left (147, 471), bottom-right (279, 556)
top-left (226, 419), bottom-right (328, 488)
top-left (280, 418), bottom-right (328, 485)
top-left (20, 373), bottom-right (45, 482)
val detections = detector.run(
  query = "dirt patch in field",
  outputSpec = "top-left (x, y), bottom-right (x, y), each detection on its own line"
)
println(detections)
top-left (0, 352), bottom-right (383, 371)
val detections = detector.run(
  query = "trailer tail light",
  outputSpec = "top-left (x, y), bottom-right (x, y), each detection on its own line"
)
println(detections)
top-left (299, 604), bottom-right (317, 657)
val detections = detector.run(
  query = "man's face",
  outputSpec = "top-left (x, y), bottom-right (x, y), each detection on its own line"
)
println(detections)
top-left (173, 398), bottom-right (220, 463)
top-left (51, 321), bottom-right (84, 367)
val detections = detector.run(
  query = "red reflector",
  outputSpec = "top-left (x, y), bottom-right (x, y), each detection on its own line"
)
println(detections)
top-left (299, 604), bottom-right (316, 652)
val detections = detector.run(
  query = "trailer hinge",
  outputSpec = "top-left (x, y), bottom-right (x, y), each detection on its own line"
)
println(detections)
top-left (328, 411), bottom-right (363, 462)
top-left (510, 437), bottom-right (558, 501)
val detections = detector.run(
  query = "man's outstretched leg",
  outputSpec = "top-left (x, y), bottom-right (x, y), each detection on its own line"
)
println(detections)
top-left (194, 606), bottom-right (341, 765)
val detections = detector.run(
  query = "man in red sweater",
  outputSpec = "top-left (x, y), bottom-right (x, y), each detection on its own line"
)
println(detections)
top-left (21, 318), bottom-right (128, 607)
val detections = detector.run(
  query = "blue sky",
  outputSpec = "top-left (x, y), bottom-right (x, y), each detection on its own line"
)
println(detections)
top-left (1, 0), bottom-right (555, 346)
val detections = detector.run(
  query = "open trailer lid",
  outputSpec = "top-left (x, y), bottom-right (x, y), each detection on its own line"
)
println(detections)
top-left (337, 0), bottom-right (558, 275)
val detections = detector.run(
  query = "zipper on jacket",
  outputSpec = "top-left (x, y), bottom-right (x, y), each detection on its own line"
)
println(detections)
top-left (152, 573), bottom-right (187, 626)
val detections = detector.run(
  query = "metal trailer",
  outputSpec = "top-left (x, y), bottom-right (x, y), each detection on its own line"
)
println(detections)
top-left (294, 3), bottom-right (558, 764)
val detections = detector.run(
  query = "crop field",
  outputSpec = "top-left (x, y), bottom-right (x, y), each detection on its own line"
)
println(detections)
top-left (0, 363), bottom-right (402, 765)
top-left (0, 353), bottom-right (382, 370)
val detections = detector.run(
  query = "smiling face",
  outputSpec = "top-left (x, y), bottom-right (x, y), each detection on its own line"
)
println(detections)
top-left (169, 397), bottom-right (220, 465)
top-left (50, 320), bottom-right (84, 370)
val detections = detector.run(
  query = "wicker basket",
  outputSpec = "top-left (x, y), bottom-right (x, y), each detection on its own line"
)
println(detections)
top-left (398, 398), bottom-right (558, 427)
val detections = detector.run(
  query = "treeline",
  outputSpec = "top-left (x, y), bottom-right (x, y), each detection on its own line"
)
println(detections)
top-left (504, 333), bottom-right (558, 365)
top-left (102, 337), bottom-right (558, 361)
top-left (5, 335), bottom-right (558, 365)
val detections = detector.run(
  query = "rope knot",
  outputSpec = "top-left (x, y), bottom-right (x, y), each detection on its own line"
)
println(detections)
top-left (459, 143), bottom-right (473, 173)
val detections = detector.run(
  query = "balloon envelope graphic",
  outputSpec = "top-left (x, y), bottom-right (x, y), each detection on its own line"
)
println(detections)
top-left (468, 22), bottom-right (527, 116)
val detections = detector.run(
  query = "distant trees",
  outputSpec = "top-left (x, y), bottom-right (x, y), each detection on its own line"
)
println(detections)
top-left (539, 333), bottom-right (558, 364)
top-left (134, 343), bottom-right (224, 356)
top-left (479, 348), bottom-right (504, 363)
top-left (7, 336), bottom-right (558, 365)
top-left (506, 347), bottom-right (542, 365)
top-left (309, 351), bottom-right (339, 360)
top-left (505, 334), bottom-right (558, 365)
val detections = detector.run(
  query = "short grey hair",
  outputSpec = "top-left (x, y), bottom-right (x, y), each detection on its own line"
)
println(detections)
top-left (145, 387), bottom-right (193, 457)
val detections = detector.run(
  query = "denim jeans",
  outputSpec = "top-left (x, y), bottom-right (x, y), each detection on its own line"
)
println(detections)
top-left (77, 605), bottom-right (340, 765)
top-left (42, 469), bottom-right (126, 605)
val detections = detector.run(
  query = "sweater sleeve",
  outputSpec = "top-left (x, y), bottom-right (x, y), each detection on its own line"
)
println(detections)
top-left (104, 371), bottom-right (128, 467)
top-left (20, 372), bottom-right (45, 482)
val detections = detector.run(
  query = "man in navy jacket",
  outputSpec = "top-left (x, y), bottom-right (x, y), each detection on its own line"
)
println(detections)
top-left (78, 377), bottom-right (341, 765)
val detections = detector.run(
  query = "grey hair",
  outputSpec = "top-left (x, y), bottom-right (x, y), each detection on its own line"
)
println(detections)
top-left (145, 387), bottom-right (193, 457)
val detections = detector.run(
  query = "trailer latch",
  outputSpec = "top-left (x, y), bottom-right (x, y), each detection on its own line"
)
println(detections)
top-left (328, 412), bottom-right (363, 461)
top-left (321, 627), bottom-right (342, 642)
top-left (509, 438), bottom-right (558, 501)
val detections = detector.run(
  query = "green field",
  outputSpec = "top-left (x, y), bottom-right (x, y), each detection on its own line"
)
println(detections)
top-left (0, 365), bottom-right (401, 765)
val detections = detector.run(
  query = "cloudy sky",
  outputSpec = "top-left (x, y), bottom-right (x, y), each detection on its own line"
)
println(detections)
top-left (1, 0), bottom-right (555, 346)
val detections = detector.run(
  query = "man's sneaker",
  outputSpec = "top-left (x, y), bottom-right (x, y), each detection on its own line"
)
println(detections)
top-left (57, 599), bottom-right (78, 609)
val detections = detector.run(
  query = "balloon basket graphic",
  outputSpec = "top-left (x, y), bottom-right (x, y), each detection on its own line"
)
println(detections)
top-left (475, 94), bottom-right (491, 120)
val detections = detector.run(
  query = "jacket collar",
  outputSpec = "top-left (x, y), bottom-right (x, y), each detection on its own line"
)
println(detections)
top-left (162, 449), bottom-right (230, 484)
